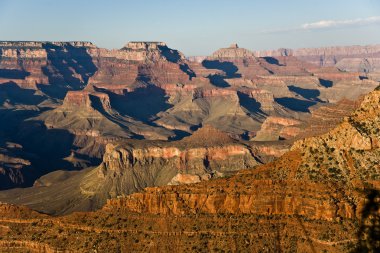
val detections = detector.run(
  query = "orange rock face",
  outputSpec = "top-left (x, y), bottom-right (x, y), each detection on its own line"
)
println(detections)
top-left (255, 116), bottom-right (302, 141)
top-left (104, 179), bottom-right (355, 221)
top-left (63, 90), bottom-right (111, 108)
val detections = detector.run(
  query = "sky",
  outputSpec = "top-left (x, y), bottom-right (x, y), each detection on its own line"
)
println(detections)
top-left (0, 0), bottom-right (379, 56)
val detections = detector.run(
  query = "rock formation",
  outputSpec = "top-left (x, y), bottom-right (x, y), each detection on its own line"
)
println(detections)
top-left (254, 116), bottom-right (302, 141)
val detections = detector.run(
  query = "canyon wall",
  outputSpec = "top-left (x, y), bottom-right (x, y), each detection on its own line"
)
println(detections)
top-left (254, 44), bottom-right (380, 73)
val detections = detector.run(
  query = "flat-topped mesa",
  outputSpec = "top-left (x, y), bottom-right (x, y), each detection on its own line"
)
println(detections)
top-left (63, 91), bottom-right (93, 107)
top-left (192, 87), bottom-right (238, 100)
top-left (119, 41), bottom-right (187, 62)
top-left (63, 90), bottom-right (110, 108)
top-left (123, 41), bottom-right (167, 51)
top-left (0, 41), bottom-right (96, 59)
top-left (229, 43), bottom-right (239, 49)
top-left (0, 41), bottom-right (95, 48)
top-left (209, 43), bottom-right (256, 59)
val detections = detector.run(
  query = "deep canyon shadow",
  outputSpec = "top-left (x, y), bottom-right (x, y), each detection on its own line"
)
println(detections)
top-left (40, 43), bottom-right (98, 99)
top-left (318, 78), bottom-right (333, 88)
top-left (158, 45), bottom-right (196, 80)
top-left (0, 69), bottom-right (30, 79)
top-left (275, 97), bottom-right (317, 113)
top-left (288, 85), bottom-right (323, 102)
top-left (102, 85), bottom-right (172, 123)
top-left (0, 81), bottom-right (46, 105)
top-left (237, 92), bottom-right (264, 115)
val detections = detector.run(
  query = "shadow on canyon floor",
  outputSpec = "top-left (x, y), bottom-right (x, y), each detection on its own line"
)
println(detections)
top-left (275, 97), bottom-right (317, 113)
top-left (263, 57), bottom-right (285, 66)
top-left (202, 60), bottom-right (242, 88)
top-left (202, 60), bottom-right (241, 78)
top-left (0, 69), bottom-right (30, 79)
top-left (0, 82), bottom-right (46, 105)
top-left (318, 78), bottom-right (333, 88)
top-left (237, 91), bottom-right (265, 115)
top-left (105, 85), bottom-right (172, 123)
top-left (288, 85), bottom-right (323, 102)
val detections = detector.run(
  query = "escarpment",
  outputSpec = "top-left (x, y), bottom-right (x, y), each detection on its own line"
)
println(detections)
top-left (80, 126), bottom-right (260, 200)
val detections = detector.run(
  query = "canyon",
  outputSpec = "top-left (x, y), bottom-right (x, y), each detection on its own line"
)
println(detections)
top-left (1, 41), bottom-right (378, 192)
top-left (0, 82), bottom-right (379, 252)
top-left (0, 40), bottom-right (379, 252)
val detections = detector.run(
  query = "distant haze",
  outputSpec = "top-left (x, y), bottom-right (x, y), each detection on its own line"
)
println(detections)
top-left (0, 0), bottom-right (379, 56)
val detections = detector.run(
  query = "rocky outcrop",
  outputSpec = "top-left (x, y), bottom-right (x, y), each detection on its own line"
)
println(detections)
top-left (0, 142), bottom-right (34, 190)
top-left (206, 44), bottom-right (271, 77)
top-left (209, 43), bottom-right (256, 59)
top-left (254, 116), bottom-right (302, 141)
top-left (62, 90), bottom-right (110, 108)
top-left (297, 98), bottom-right (362, 139)
top-left (89, 137), bottom-right (258, 201)
top-left (293, 89), bottom-right (380, 151)
top-left (157, 83), bottom-right (197, 96)
top-left (38, 89), bottom-right (173, 141)
top-left (104, 178), bottom-right (355, 220)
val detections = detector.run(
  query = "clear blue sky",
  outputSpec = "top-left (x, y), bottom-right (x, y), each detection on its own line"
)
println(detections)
top-left (0, 0), bottom-right (379, 55)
